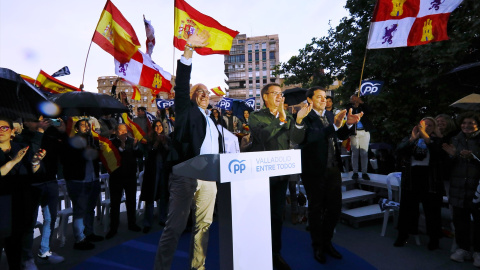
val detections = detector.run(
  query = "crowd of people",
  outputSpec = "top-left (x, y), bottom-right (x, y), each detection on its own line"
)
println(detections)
top-left (1, 29), bottom-right (480, 270)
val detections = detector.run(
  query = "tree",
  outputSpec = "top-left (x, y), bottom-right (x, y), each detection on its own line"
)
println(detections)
top-left (278, 0), bottom-right (480, 144)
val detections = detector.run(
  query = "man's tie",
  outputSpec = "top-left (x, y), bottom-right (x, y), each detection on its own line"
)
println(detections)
top-left (320, 114), bottom-right (337, 168)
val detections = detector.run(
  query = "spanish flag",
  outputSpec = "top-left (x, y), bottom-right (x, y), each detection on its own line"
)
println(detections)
top-left (34, 70), bottom-right (82, 94)
top-left (121, 113), bottom-right (146, 142)
top-left (66, 117), bottom-right (121, 173)
top-left (174, 0), bottom-right (239, 55)
top-left (119, 78), bottom-right (141, 101)
top-left (92, 0), bottom-right (141, 63)
top-left (210, 86), bottom-right (225, 96)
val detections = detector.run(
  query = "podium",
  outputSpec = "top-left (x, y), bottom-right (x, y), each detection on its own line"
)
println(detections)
top-left (173, 149), bottom-right (301, 270)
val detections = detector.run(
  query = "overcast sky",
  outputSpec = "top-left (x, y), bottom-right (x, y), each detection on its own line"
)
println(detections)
top-left (0, 0), bottom-right (349, 94)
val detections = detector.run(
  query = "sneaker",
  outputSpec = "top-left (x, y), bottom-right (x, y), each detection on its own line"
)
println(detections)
top-left (450, 248), bottom-right (472, 262)
top-left (73, 239), bottom-right (95, 250)
top-left (21, 258), bottom-right (38, 270)
top-left (37, 250), bottom-right (65, 264)
top-left (473, 252), bottom-right (480, 267)
top-left (351, 172), bottom-right (359, 180)
top-left (362, 173), bottom-right (370, 180)
top-left (85, 234), bottom-right (104, 242)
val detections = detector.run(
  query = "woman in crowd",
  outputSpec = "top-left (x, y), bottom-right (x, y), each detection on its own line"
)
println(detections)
top-left (0, 116), bottom-right (45, 269)
top-left (394, 117), bottom-right (444, 250)
top-left (140, 119), bottom-right (172, 233)
top-left (156, 109), bottom-right (174, 135)
top-left (210, 109), bottom-right (226, 127)
top-left (435, 114), bottom-right (458, 195)
top-left (442, 112), bottom-right (480, 266)
top-left (239, 110), bottom-right (251, 134)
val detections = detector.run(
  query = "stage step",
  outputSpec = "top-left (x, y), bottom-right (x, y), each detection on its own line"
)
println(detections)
top-left (340, 204), bottom-right (385, 228)
top-left (341, 189), bottom-right (376, 204)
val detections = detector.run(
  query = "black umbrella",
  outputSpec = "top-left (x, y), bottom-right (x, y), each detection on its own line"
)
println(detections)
top-left (0, 67), bottom-right (51, 120)
top-left (283, 87), bottom-right (307, 106)
top-left (49, 91), bottom-right (129, 117)
top-left (446, 62), bottom-right (480, 90)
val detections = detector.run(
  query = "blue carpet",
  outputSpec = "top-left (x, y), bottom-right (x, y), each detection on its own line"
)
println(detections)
top-left (73, 223), bottom-right (376, 269)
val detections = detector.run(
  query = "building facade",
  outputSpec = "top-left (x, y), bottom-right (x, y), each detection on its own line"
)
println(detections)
top-left (97, 76), bottom-right (173, 116)
top-left (224, 34), bottom-right (280, 109)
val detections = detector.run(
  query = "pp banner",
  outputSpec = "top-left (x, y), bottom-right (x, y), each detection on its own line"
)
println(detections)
top-left (156, 99), bottom-right (175, 109)
top-left (217, 98), bottom-right (233, 110)
top-left (360, 80), bottom-right (383, 96)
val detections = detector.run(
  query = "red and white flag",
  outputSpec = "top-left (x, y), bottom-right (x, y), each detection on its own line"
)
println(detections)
top-left (366, 0), bottom-right (463, 49)
top-left (114, 50), bottom-right (172, 94)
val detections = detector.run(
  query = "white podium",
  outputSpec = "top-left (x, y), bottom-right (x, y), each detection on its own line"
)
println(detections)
top-left (172, 149), bottom-right (301, 270)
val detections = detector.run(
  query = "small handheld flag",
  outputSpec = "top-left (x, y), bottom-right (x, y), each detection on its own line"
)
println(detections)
top-left (211, 86), bottom-right (225, 96)
top-left (51, 66), bottom-right (71, 78)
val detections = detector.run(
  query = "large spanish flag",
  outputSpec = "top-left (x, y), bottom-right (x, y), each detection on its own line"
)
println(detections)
top-left (35, 70), bottom-right (82, 94)
top-left (174, 0), bottom-right (239, 55)
top-left (92, 0), bottom-right (141, 63)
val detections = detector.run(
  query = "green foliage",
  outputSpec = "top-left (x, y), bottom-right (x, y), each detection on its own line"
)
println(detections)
top-left (278, 0), bottom-right (480, 144)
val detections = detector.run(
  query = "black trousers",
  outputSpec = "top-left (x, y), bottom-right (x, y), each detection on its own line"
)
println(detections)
top-left (397, 166), bottom-right (442, 239)
top-left (302, 167), bottom-right (342, 250)
top-left (109, 174), bottom-right (138, 230)
top-left (269, 176), bottom-right (289, 255)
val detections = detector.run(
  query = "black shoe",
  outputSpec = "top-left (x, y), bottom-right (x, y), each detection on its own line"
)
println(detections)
top-left (428, 238), bottom-right (439, 250)
top-left (143, 226), bottom-right (151, 234)
top-left (85, 234), bottom-right (104, 242)
top-left (313, 248), bottom-right (326, 264)
top-left (73, 239), bottom-right (95, 250)
top-left (324, 243), bottom-right (342, 259)
top-left (362, 173), bottom-right (370, 180)
top-left (393, 235), bottom-right (408, 247)
top-left (105, 229), bottom-right (117, 239)
top-left (128, 224), bottom-right (141, 232)
top-left (352, 172), bottom-right (359, 180)
top-left (272, 254), bottom-right (291, 270)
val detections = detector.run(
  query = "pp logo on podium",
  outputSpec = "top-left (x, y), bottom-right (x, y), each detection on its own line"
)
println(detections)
top-left (228, 159), bottom-right (246, 174)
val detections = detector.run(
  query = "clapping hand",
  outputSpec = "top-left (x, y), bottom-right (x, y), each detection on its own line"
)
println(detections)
top-left (12, 146), bottom-right (29, 165)
top-left (32, 149), bottom-right (47, 164)
top-left (295, 102), bottom-right (313, 124)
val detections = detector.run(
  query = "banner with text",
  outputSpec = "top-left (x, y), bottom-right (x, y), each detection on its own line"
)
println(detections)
top-left (156, 98), bottom-right (175, 109)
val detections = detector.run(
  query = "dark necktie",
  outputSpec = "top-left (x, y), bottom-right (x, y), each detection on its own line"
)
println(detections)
top-left (320, 114), bottom-right (337, 168)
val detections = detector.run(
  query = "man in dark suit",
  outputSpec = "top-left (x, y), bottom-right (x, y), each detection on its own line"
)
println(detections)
top-left (299, 86), bottom-right (363, 264)
top-left (154, 30), bottom-right (224, 270)
top-left (106, 124), bottom-right (141, 239)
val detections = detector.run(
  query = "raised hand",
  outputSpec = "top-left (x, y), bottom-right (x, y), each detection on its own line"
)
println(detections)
top-left (410, 125), bottom-right (420, 141)
top-left (12, 146), bottom-right (29, 164)
top-left (32, 149), bottom-right (47, 164)
top-left (345, 108), bottom-right (363, 125)
top-left (442, 143), bottom-right (455, 156)
top-left (334, 109), bottom-right (347, 128)
top-left (296, 102), bottom-right (313, 124)
top-left (186, 29), bottom-right (210, 48)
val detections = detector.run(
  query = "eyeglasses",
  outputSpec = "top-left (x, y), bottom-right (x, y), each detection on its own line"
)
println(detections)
top-left (195, 89), bottom-right (209, 96)
top-left (268, 92), bottom-right (284, 97)
top-left (0, 126), bottom-right (11, 132)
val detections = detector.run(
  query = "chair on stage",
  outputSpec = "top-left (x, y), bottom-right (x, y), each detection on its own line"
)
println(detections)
top-left (99, 173), bottom-right (126, 232)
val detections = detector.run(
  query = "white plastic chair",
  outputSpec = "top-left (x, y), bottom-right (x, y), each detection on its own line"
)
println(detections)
top-left (99, 173), bottom-right (126, 232)
top-left (380, 172), bottom-right (401, 236)
top-left (381, 172), bottom-right (420, 245)
top-left (55, 179), bottom-right (73, 247)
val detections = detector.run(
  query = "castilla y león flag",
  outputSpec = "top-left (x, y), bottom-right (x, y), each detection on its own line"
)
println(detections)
top-left (93, 0), bottom-right (141, 63)
top-left (174, 0), bottom-right (239, 55)
top-left (366, 0), bottom-right (463, 49)
top-left (114, 50), bottom-right (172, 94)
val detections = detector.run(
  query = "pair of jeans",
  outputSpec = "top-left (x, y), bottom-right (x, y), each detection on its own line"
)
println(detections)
top-left (66, 180), bottom-right (101, 242)
top-left (154, 175), bottom-right (217, 270)
top-left (350, 130), bottom-right (370, 174)
top-left (22, 180), bottom-right (59, 260)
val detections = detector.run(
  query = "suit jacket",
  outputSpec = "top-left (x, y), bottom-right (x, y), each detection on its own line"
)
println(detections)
top-left (249, 108), bottom-right (305, 152)
top-left (172, 60), bottom-right (224, 165)
top-left (300, 110), bottom-right (353, 177)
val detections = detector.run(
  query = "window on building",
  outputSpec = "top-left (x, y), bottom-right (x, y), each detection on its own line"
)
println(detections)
top-left (262, 42), bottom-right (266, 50)
top-left (152, 104), bottom-right (156, 108)
top-left (248, 71), bottom-right (252, 78)
top-left (255, 52), bottom-right (259, 60)
top-left (255, 71), bottom-right (260, 77)
top-left (255, 43), bottom-right (259, 50)
top-left (248, 53), bottom-right (252, 62)
top-left (269, 51), bottom-right (275, 59)
top-left (238, 39), bottom-right (245, 44)
top-left (262, 52), bottom-right (266, 60)
top-left (255, 62), bottom-right (259, 70)
top-left (263, 79), bottom-right (267, 84)
top-left (269, 43), bottom-right (275, 51)
top-left (103, 90), bottom-right (106, 93)
top-left (270, 59), bottom-right (276, 68)
top-left (143, 97), bottom-right (147, 101)
top-left (125, 89), bottom-right (129, 93)
top-left (248, 44), bottom-right (252, 51)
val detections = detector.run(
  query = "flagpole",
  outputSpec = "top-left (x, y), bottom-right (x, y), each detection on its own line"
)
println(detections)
top-left (357, 48), bottom-right (368, 97)
top-left (81, 40), bottom-right (94, 90)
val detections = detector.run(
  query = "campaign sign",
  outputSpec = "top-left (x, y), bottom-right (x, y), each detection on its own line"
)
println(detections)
top-left (219, 149), bottom-right (301, 183)
top-left (244, 97), bottom-right (255, 110)
top-left (217, 98), bottom-right (233, 110)
top-left (156, 98), bottom-right (174, 109)
top-left (360, 80), bottom-right (383, 96)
